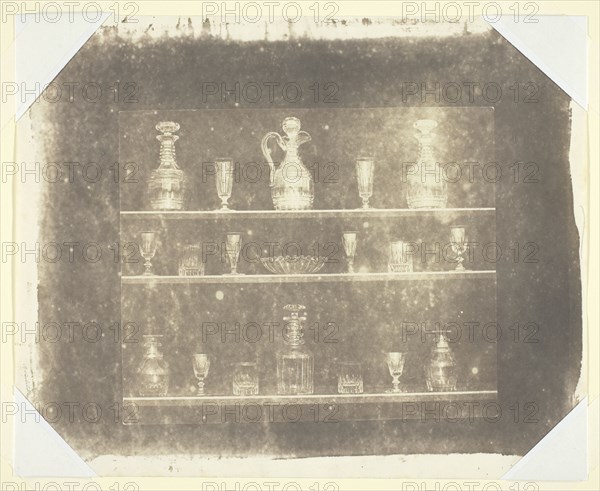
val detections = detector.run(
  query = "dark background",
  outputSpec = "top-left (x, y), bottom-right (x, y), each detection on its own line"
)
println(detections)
top-left (33, 25), bottom-right (581, 460)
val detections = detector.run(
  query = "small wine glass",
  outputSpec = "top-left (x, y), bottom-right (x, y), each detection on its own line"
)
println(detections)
top-left (449, 226), bottom-right (467, 271)
top-left (356, 157), bottom-right (375, 209)
top-left (225, 232), bottom-right (243, 275)
top-left (385, 352), bottom-right (407, 393)
top-left (192, 354), bottom-right (210, 396)
top-left (139, 231), bottom-right (158, 276)
top-left (215, 158), bottom-right (234, 211)
top-left (342, 231), bottom-right (358, 273)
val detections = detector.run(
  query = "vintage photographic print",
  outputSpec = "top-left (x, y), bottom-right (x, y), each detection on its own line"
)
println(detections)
top-left (1, 1), bottom-right (597, 490)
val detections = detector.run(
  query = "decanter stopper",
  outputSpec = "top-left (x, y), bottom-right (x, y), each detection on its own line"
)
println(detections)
top-left (282, 304), bottom-right (307, 346)
top-left (147, 121), bottom-right (186, 210)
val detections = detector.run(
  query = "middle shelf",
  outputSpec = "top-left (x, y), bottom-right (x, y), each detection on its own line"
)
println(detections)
top-left (120, 207), bottom-right (496, 220)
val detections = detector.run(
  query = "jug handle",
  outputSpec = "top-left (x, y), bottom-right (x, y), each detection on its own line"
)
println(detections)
top-left (261, 132), bottom-right (284, 187)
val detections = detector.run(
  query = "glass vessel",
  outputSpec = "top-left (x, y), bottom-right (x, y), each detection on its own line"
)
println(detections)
top-left (276, 304), bottom-right (314, 395)
top-left (385, 352), bottom-right (407, 393)
top-left (449, 226), bottom-right (467, 271)
top-left (388, 240), bottom-right (413, 273)
top-left (215, 158), bottom-right (234, 210)
top-left (137, 335), bottom-right (169, 396)
top-left (139, 231), bottom-right (158, 275)
top-left (192, 354), bottom-right (211, 396)
top-left (337, 361), bottom-right (363, 394)
top-left (425, 331), bottom-right (458, 391)
top-left (147, 122), bottom-right (185, 210)
top-left (233, 362), bottom-right (259, 395)
top-left (224, 232), bottom-right (243, 275)
top-left (342, 231), bottom-right (358, 273)
top-left (261, 117), bottom-right (313, 210)
top-left (355, 157), bottom-right (375, 209)
top-left (406, 119), bottom-right (448, 209)
top-left (178, 244), bottom-right (205, 276)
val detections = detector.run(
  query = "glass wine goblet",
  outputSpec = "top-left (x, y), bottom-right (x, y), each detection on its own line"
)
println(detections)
top-left (140, 231), bottom-right (158, 276)
top-left (449, 226), bottom-right (467, 271)
top-left (215, 158), bottom-right (234, 211)
top-left (342, 231), bottom-right (358, 273)
top-left (385, 352), bottom-right (407, 393)
top-left (192, 354), bottom-right (210, 396)
top-left (356, 157), bottom-right (375, 209)
top-left (224, 232), bottom-right (243, 275)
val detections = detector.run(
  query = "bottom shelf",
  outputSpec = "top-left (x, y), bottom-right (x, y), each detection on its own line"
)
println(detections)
top-left (122, 389), bottom-right (497, 424)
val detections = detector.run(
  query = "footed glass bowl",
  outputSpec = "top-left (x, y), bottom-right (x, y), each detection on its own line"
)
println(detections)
top-left (260, 255), bottom-right (326, 275)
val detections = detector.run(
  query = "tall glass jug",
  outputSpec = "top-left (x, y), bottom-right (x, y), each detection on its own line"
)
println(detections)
top-left (261, 117), bottom-right (314, 210)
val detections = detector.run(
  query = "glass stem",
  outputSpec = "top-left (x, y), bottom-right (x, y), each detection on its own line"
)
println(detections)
top-left (347, 258), bottom-right (354, 274)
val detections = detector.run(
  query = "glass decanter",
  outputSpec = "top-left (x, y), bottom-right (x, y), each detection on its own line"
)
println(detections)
top-left (406, 119), bottom-right (448, 209)
top-left (424, 330), bottom-right (457, 391)
top-left (276, 304), bottom-right (314, 395)
top-left (261, 117), bottom-right (314, 210)
top-left (147, 122), bottom-right (186, 210)
top-left (137, 335), bottom-right (169, 396)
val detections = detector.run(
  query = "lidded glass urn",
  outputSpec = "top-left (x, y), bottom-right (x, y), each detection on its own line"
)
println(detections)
top-left (276, 304), bottom-right (314, 395)
top-left (147, 122), bottom-right (185, 210)
top-left (137, 334), bottom-right (169, 396)
top-left (406, 119), bottom-right (448, 209)
top-left (424, 331), bottom-right (457, 391)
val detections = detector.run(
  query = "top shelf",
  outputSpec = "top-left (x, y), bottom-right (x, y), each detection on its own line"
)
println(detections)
top-left (120, 208), bottom-right (496, 220)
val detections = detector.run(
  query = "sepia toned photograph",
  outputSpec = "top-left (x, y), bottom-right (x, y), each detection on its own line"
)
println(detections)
top-left (1, 1), bottom-right (597, 489)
